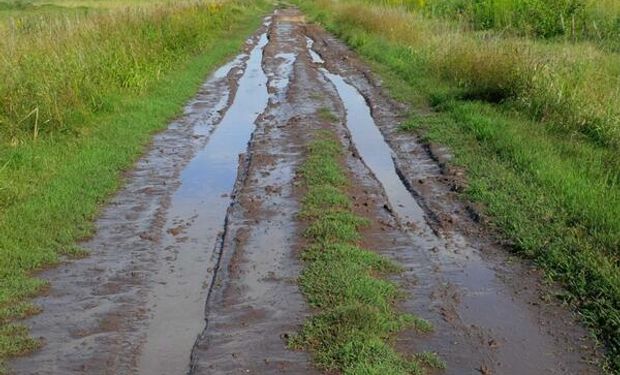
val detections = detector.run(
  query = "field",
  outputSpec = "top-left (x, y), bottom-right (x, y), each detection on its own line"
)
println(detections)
top-left (0, 0), bottom-right (618, 374)
top-left (364, 0), bottom-right (620, 50)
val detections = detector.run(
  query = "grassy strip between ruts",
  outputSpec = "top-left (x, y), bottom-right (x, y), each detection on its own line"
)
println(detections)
top-left (0, 0), bottom-right (271, 367)
top-left (295, 0), bottom-right (619, 372)
top-left (289, 128), bottom-right (444, 374)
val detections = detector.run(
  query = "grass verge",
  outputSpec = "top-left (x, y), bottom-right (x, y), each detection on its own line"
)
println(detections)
top-left (295, 0), bottom-right (619, 371)
top-left (290, 128), bottom-right (443, 374)
top-left (361, 0), bottom-right (620, 51)
top-left (297, 0), bottom-right (620, 150)
top-left (0, 0), bottom-right (271, 367)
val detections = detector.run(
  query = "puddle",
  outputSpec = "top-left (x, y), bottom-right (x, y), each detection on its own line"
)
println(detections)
top-left (136, 31), bottom-right (270, 375)
top-left (306, 37), bottom-right (325, 64)
top-left (321, 69), bottom-right (426, 227)
top-left (188, 13), bottom-right (321, 373)
top-left (269, 52), bottom-right (297, 101)
top-left (319, 65), bottom-right (591, 373)
top-left (190, 55), bottom-right (246, 137)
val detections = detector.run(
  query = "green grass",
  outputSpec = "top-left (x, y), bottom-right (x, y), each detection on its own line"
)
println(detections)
top-left (294, 0), bottom-right (619, 372)
top-left (351, 0), bottom-right (620, 51)
top-left (0, 0), bottom-right (272, 367)
top-left (291, 128), bottom-right (443, 374)
top-left (303, 0), bottom-right (620, 151)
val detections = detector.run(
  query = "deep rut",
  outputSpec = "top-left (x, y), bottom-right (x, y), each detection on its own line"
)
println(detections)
top-left (9, 7), bottom-right (603, 375)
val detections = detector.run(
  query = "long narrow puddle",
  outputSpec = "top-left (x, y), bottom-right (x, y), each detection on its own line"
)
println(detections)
top-left (320, 69), bottom-right (427, 228)
top-left (318, 57), bottom-right (585, 373)
top-left (136, 31), bottom-right (270, 375)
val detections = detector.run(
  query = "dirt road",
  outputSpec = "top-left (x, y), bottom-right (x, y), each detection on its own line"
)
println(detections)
top-left (9, 8), bottom-right (603, 375)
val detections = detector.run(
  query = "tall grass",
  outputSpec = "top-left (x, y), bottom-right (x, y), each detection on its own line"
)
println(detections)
top-left (318, 0), bottom-right (620, 150)
top-left (0, 0), bottom-right (250, 212)
top-left (361, 0), bottom-right (620, 50)
top-left (0, 0), bottom-right (238, 144)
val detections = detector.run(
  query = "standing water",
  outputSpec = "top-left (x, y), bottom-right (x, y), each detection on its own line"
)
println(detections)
top-left (136, 32), bottom-right (270, 375)
top-left (320, 69), bottom-right (427, 227)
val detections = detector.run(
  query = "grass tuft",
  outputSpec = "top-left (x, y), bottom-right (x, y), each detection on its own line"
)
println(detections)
top-left (293, 129), bottom-right (441, 374)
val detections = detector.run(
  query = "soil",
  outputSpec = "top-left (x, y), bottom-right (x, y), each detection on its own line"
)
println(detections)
top-left (8, 7), bottom-right (604, 375)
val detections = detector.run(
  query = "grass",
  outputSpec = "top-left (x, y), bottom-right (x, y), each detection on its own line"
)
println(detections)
top-left (341, 1), bottom-right (620, 150)
top-left (0, 0), bottom-right (158, 20)
top-left (294, 0), bottom-right (620, 372)
top-left (1, 1), bottom-right (253, 142)
top-left (351, 0), bottom-right (620, 50)
top-left (291, 127), bottom-right (443, 374)
top-left (0, 0), bottom-right (271, 367)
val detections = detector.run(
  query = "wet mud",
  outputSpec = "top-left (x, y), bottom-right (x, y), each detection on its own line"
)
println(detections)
top-left (188, 9), bottom-right (321, 374)
top-left (9, 6), bottom-right (605, 375)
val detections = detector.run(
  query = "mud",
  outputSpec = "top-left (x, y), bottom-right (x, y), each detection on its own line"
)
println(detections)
top-left (9, 6), bottom-right (604, 375)
top-left (188, 10), bottom-right (320, 374)
top-left (135, 24), bottom-right (271, 375)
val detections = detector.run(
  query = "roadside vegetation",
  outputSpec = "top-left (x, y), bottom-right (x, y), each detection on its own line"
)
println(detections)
top-left (371, 0), bottom-right (620, 51)
top-left (294, 0), bottom-right (620, 372)
top-left (0, 0), bottom-right (270, 367)
top-left (291, 128), bottom-right (443, 374)
top-left (0, 0), bottom-right (159, 20)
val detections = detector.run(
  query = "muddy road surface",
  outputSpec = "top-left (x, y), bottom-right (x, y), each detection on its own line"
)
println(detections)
top-left (10, 8), bottom-right (603, 375)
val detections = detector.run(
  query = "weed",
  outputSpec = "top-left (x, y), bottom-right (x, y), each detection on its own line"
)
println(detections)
top-left (318, 107), bottom-right (339, 123)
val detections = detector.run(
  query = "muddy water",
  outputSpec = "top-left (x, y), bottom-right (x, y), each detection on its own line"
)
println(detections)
top-left (305, 37), bottom-right (324, 64)
top-left (316, 42), bottom-right (600, 373)
top-left (321, 69), bottom-right (427, 227)
top-left (136, 31), bottom-right (270, 375)
top-left (188, 9), bottom-right (319, 374)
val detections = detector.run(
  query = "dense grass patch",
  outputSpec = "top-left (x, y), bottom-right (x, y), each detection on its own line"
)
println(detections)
top-left (0, 1), bottom-right (248, 141)
top-left (0, 0), bottom-right (271, 366)
top-left (353, 0), bottom-right (620, 50)
top-left (295, 0), bottom-right (619, 371)
top-left (291, 129), bottom-right (443, 374)
top-left (302, 0), bottom-right (620, 150)
top-left (419, 0), bottom-right (620, 47)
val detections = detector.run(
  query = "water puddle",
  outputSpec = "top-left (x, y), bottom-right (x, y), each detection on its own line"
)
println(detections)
top-left (136, 31), bottom-right (270, 375)
top-left (319, 64), bottom-right (581, 373)
top-left (269, 52), bottom-right (297, 101)
top-left (190, 55), bottom-right (246, 137)
top-left (306, 37), bottom-right (325, 64)
top-left (321, 69), bottom-right (427, 227)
